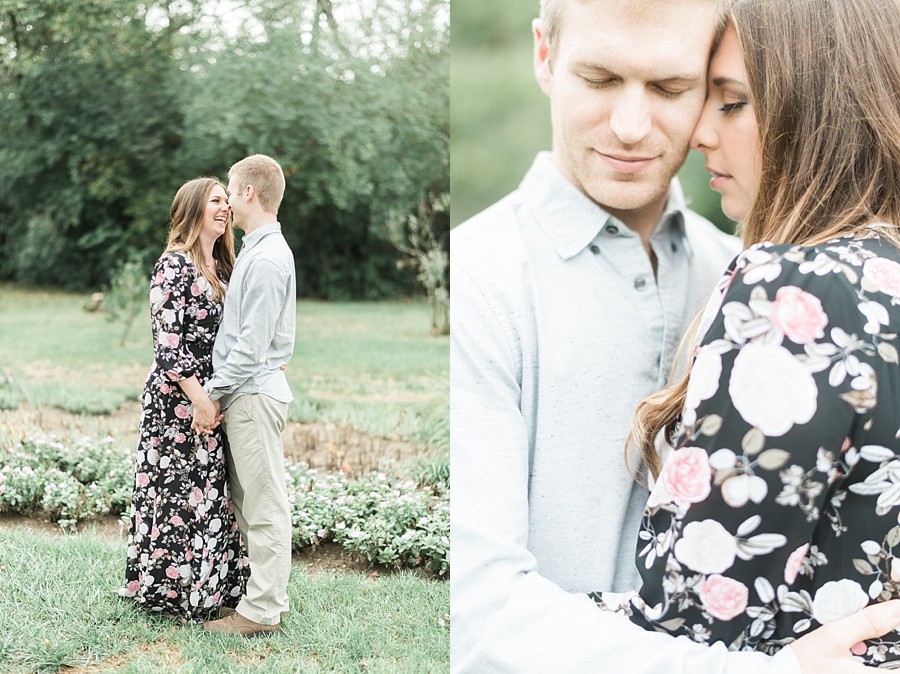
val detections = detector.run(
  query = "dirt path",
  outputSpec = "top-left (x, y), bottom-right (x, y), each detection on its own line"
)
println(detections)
top-left (0, 402), bottom-right (421, 476)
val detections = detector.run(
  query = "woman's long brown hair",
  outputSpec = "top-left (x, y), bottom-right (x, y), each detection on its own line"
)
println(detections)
top-left (164, 177), bottom-right (235, 300)
top-left (629, 0), bottom-right (900, 481)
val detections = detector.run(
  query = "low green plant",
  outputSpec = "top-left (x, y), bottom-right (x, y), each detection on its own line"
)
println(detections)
top-left (0, 433), bottom-right (450, 574)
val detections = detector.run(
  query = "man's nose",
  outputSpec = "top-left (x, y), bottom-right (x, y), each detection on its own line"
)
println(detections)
top-left (609, 86), bottom-right (652, 145)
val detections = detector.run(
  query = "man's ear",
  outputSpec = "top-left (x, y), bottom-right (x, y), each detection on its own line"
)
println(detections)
top-left (245, 184), bottom-right (256, 203)
top-left (533, 18), bottom-right (552, 96)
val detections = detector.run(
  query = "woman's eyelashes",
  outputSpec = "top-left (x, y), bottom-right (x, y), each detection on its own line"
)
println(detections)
top-left (719, 100), bottom-right (747, 114)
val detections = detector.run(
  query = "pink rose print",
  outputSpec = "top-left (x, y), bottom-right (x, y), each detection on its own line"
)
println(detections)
top-left (165, 566), bottom-right (180, 579)
top-left (864, 257), bottom-right (900, 299)
top-left (697, 574), bottom-right (749, 621)
top-left (150, 526), bottom-right (160, 541)
top-left (770, 286), bottom-right (828, 344)
top-left (151, 549), bottom-right (165, 559)
top-left (191, 283), bottom-right (202, 296)
top-left (658, 446), bottom-right (712, 507)
top-left (166, 332), bottom-right (180, 348)
top-left (136, 473), bottom-right (150, 488)
top-left (784, 543), bottom-right (810, 585)
top-left (126, 580), bottom-right (140, 593)
top-left (174, 405), bottom-right (191, 420)
top-left (208, 436), bottom-right (218, 451)
top-left (175, 432), bottom-right (187, 443)
top-left (198, 309), bottom-right (208, 319)
top-left (167, 590), bottom-right (179, 599)
top-left (171, 515), bottom-right (184, 526)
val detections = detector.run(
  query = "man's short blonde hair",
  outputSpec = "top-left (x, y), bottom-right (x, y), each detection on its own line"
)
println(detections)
top-left (539, 0), bottom-right (727, 60)
top-left (229, 154), bottom-right (286, 214)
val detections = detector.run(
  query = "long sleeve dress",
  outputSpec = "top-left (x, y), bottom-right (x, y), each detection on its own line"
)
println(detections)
top-left (119, 252), bottom-right (248, 621)
top-left (623, 230), bottom-right (900, 666)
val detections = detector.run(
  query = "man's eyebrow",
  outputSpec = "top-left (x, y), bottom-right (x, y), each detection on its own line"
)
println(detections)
top-left (575, 61), bottom-right (702, 83)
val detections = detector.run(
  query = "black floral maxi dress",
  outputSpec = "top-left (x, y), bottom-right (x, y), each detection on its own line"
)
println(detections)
top-left (119, 252), bottom-right (248, 621)
top-left (604, 231), bottom-right (900, 666)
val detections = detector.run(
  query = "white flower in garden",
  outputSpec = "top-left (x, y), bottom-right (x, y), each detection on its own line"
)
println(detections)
top-left (729, 343), bottom-right (817, 436)
top-left (683, 346), bottom-right (722, 427)
top-left (674, 519), bottom-right (737, 574)
top-left (812, 579), bottom-right (869, 624)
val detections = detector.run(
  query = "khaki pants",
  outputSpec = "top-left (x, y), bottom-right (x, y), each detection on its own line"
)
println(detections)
top-left (222, 394), bottom-right (291, 625)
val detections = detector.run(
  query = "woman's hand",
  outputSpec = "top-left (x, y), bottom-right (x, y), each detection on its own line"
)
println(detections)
top-left (190, 396), bottom-right (220, 435)
top-left (789, 600), bottom-right (900, 672)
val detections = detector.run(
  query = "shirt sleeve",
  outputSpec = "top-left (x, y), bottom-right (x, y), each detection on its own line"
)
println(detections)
top-left (450, 260), bottom-right (801, 674)
top-left (149, 253), bottom-right (198, 382)
top-left (629, 243), bottom-right (876, 650)
top-left (205, 257), bottom-right (289, 399)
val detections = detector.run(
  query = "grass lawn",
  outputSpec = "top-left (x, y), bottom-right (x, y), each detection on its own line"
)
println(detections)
top-left (0, 527), bottom-right (449, 673)
top-left (0, 286), bottom-right (448, 440)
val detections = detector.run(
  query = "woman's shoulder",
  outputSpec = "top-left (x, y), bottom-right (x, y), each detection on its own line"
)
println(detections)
top-left (735, 230), bottom-right (900, 293)
top-left (153, 251), bottom-right (198, 284)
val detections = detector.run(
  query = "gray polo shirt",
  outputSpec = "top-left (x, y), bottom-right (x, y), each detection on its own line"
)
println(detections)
top-left (206, 221), bottom-right (296, 410)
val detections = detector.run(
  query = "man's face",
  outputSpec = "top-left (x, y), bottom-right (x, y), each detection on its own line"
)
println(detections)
top-left (226, 177), bottom-right (246, 231)
top-left (534, 0), bottom-right (717, 223)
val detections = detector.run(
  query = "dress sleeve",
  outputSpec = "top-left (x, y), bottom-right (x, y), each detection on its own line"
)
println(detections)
top-left (629, 242), bottom-right (877, 649)
top-left (149, 253), bottom-right (199, 381)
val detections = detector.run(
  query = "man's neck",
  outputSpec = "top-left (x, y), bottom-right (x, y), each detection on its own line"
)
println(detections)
top-left (240, 211), bottom-right (278, 236)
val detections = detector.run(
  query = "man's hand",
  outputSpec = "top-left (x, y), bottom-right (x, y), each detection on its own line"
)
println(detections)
top-left (789, 600), bottom-right (900, 672)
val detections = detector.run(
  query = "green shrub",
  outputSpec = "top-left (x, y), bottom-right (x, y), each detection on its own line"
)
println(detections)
top-left (0, 433), bottom-right (450, 575)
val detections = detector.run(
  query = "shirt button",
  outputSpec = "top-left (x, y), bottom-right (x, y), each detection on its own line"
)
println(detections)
top-left (589, 245), bottom-right (600, 254)
top-left (634, 277), bottom-right (647, 291)
top-left (604, 224), bottom-right (619, 235)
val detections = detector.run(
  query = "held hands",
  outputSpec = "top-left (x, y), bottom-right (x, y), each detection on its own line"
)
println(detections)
top-left (789, 599), bottom-right (900, 673)
top-left (190, 395), bottom-right (221, 435)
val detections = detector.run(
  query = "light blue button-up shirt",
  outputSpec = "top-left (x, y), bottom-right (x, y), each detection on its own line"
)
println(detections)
top-left (206, 222), bottom-right (296, 410)
top-left (450, 154), bottom-right (798, 673)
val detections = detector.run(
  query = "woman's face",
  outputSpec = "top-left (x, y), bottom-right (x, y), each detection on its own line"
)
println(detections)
top-left (690, 26), bottom-right (760, 222)
top-left (203, 184), bottom-right (230, 240)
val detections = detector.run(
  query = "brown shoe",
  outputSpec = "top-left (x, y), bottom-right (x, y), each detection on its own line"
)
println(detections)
top-left (219, 606), bottom-right (236, 618)
top-left (203, 612), bottom-right (281, 637)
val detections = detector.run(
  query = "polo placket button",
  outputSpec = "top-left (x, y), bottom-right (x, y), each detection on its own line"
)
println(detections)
top-left (634, 277), bottom-right (647, 291)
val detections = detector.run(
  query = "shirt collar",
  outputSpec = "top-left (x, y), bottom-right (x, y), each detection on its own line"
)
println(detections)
top-left (239, 221), bottom-right (281, 252)
top-left (521, 152), bottom-right (689, 260)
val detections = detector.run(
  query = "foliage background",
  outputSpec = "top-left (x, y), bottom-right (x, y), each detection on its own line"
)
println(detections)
top-left (449, 0), bottom-right (734, 232)
top-left (0, 0), bottom-right (448, 300)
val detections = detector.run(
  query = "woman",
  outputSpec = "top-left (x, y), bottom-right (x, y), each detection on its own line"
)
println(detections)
top-left (119, 177), bottom-right (248, 621)
top-left (620, 0), bottom-right (900, 663)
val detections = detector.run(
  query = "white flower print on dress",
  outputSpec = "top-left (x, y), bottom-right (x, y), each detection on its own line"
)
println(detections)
top-left (811, 579), bottom-right (869, 624)
top-left (674, 520), bottom-right (737, 574)
top-left (863, 257), bottom-right (900, 300)
top-left (728, 342), bottom-right (818, 436)
top-left (683, 347), bottom-right (723, 428)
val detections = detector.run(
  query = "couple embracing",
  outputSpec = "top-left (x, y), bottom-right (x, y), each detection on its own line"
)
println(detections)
top-left (452, 0), bottom-right (900, 672)
top-left (118, 154), bottom-right (296, 637)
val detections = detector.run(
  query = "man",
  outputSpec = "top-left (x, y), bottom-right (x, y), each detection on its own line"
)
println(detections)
top-left (450, 0), bottom-right (900, 672)
top-left (201, 154), bottom-right (296, 637)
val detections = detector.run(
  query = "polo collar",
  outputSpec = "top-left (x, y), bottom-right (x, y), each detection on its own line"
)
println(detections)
top-left (521, 152), bottom-right (690, 260)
